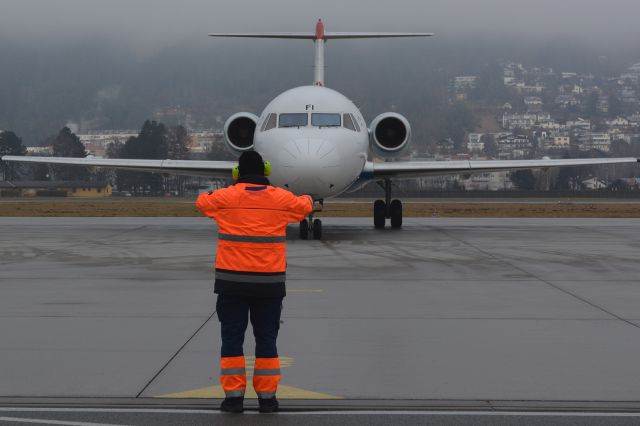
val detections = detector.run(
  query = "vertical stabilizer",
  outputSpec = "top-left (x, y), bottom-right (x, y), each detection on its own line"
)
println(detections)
top-left (314, 19), bottom-right (325, 86)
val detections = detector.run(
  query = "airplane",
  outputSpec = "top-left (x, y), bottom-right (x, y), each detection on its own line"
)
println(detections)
top-left (2, 19), bottom-right (639, 240)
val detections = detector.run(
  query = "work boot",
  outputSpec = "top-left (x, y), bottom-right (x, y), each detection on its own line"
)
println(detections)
top-left (220, 397), bottom-right (244, 413)
top-left (258, 397), bottom-right (279, 413)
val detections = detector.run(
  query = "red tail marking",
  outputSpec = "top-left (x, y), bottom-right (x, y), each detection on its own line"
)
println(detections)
top-left (315, 19), bottom-right (325, 40)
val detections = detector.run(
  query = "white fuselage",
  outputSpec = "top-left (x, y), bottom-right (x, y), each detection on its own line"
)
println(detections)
top-left (254, 85), bottom-right (369, 199)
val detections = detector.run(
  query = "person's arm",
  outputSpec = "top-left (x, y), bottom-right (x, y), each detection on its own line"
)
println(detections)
top-left (196, 190), bottom-right (223, 219)
top-left (280, 190), bottom-right (314, 222)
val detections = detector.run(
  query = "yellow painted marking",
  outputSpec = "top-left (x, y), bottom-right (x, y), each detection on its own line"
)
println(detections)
top-left (157, 384), bottom-right (341, 399)
top-left (155, 355), bottom-right (340, 399)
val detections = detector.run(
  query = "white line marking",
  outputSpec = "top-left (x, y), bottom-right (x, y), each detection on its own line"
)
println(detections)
top-left (1, 408), bottom-right (640, 417)
top-left (277, 411), bottom-right (640, 417)
top-left (0, 416), bottom-right (130, 426)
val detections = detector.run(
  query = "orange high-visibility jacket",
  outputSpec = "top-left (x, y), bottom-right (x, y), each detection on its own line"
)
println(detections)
top-left (196, 182), bottom-right (313, 297)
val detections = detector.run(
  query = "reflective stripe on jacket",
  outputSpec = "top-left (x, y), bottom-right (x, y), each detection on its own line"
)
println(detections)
top-left (196, 182), bottom-right (313, 297)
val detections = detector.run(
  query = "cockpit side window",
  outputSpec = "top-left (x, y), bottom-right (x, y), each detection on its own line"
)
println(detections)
top-left (343, 113), bottom-right (357, 131)
top-left (350, 114), bottom-right (361, 132)
top-left (261, 113), bottom-right (277, 131)
top-left (279, 113), bottom-right (308, 128)
top-left (312, 113), bottom-right (341, 127)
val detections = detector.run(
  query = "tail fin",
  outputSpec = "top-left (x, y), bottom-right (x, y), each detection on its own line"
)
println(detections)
top-left (209, 19), bottom-right (433, 87)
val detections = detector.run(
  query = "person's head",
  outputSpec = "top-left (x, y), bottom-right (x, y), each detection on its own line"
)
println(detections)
top-left (238, 150), bottom-right (265, 177)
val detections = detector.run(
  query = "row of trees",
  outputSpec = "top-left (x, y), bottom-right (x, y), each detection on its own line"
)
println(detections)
top-left (107, 120), bottom-right (191, 195)
top-left (1, 121), bottom-right (192, 195)
top-left (0, 131), bottom-right (26, 180)
top-left (0, 127), bottom-right (88, 181)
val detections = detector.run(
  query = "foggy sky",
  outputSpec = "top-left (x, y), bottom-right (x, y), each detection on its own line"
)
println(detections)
top-left (2, 0), bottom-right (639, 47)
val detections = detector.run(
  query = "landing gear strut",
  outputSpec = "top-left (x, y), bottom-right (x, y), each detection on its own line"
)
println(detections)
top-left (299, 200), bottom-right (323, 240)
top-left (374, 179), bottom-right (402, 229)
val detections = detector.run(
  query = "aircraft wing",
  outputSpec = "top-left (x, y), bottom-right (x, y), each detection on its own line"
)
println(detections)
top-left (0, 156), bottom-right (236, 178)
top-left (369, 157), bottom-right (640, 179)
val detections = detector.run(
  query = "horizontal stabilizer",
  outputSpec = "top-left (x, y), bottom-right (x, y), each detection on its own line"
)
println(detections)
top-left (209, 32), bottom-right (316, 39)
top-left (325, 32), bottom-right (433, 39)
top-left (208, 32), bottom-right (433, 40)
top-left (209, 21), bottom-right (433, 87)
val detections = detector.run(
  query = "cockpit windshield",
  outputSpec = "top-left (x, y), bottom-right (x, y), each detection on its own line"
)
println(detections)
top-left (312, 113), bottom-right (341, 127)
top-left (279, 113), bottom-right (308, 128)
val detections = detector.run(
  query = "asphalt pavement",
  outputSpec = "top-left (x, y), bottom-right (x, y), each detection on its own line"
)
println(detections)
top-left (2, 217), bottom-right (640, 424)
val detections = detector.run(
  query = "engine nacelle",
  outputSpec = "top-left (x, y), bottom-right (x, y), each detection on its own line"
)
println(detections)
top-left (224, 112), bottom-right (258, 155)
top-left (369, 112), bottom-right (411, 158)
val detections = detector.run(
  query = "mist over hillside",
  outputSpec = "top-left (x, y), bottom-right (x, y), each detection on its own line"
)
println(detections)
top-left (1, 34), bottom-right (639, 145)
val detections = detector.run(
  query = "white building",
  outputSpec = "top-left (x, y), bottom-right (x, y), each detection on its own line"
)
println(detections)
top-left (582, 177), bottom-right (608, 190)
top-left (517, 83), bottom-right (545, 94)
top-left (607, 117), bottom-right (630, 127)
top-left (497, 134), bottom-right (532, 159)
top-left (190, 131), bottom-right (224, 153)
top-left (627, 114), bottom-right (640, 127)
top-left (565, 119), bottom-right (591, 132)
top-left (502, 112), bottom-right (552, 130)
top-left (555, 94), bottom-right (580, 108)
top-left (467, 133), bottom-right (485, 152)
top-left (462, 172), bottom-right (513, 191)
top-left (554, 136), bottom-right (570, 146)
top-left (26, 146), bottom-right (53, 156)
top-left (78, 131), bottom-right (137, 157)
top-left (580, 133), bottom-right (611, 152)
top-left (503, 113), bottom-right (537, 130)
top-left (524, 96), bottom-right (543, 110)
top-left (539, 121), bottom-right (561, 131)
top-left (453, 76), bottom-right (479, 91)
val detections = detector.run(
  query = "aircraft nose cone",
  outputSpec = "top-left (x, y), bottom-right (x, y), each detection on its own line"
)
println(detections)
top-left (277, 138), bottom-right (340, 196)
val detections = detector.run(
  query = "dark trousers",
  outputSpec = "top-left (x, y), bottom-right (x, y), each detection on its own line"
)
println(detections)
top-left (216, 294), bottom-right (283, 358)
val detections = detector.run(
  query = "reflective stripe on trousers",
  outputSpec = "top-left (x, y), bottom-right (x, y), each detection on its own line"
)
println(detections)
top-left (253, 357), bottom-right (281, 399)
top-left (220, 355), bottom-right (246, 397)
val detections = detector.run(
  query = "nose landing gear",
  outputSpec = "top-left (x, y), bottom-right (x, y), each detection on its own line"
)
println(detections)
top-left (299, 200), bottom-right (323, 240)
top-left (299, 217), bottom-right (323, 240)
top-left (299, 218), bottom-right (309, 239)
top-left (373, 179), bottom-right (402, 229)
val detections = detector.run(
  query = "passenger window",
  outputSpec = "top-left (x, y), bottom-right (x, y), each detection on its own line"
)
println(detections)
top-left (279, 113), bottom-right (308, 128)
top-left (312, 113), bottom-right (341, 127)
top-left (261, 113), bottom-right (277, 131)
top-left (343, 113), bottom-right (356, 131)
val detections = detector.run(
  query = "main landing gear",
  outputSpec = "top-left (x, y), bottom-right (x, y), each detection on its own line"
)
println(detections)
top-left (374, 179), bottom-right (402, 229)
top-left (300, 200), bottom-right (323, 240)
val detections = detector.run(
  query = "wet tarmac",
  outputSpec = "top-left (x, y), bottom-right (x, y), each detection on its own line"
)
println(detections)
top-left (1, 217), bottom-right (640, 424)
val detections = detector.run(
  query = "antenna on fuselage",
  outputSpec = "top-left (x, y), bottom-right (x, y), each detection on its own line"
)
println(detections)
top-left (208, 20), bottom-right (433, 87)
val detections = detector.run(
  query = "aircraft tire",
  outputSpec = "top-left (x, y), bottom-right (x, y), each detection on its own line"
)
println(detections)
top-left (300, 219), bottom-right (309, 240)
top-left (374, 200), bottom-right (386, 229)
top-left (313, 219), bottom-right (322, 240)
top-left (390, 199), bottom-right (402, 229)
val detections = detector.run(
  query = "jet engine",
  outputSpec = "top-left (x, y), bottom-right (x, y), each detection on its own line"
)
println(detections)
top-left (224, 112), bottom-right (259, 155)
top-left (369, 112), bottom-right (411, 158)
